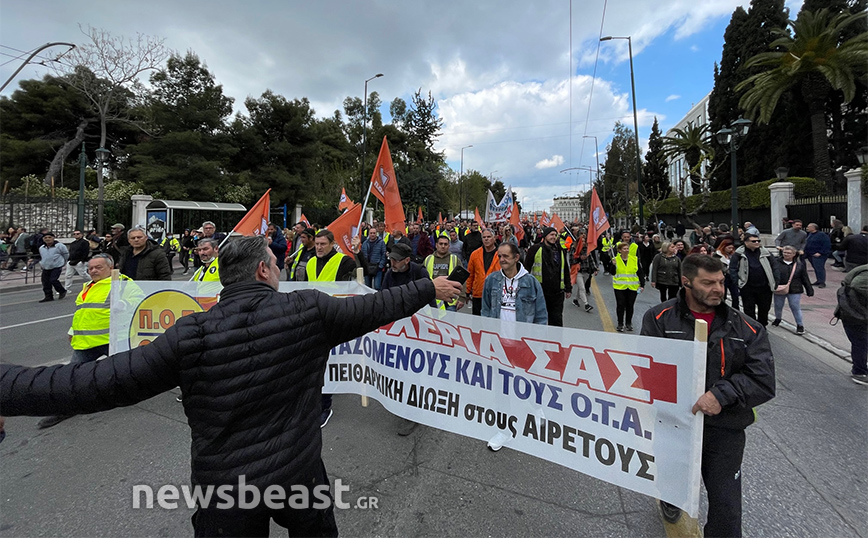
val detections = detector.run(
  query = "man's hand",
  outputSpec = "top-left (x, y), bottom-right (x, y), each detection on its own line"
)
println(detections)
top-left (433, 277), bottom-right (462, 303)
top-left (565, 292), bottom-right (571, 299)
top-left (456, 301), bottom-right (465, 310)
top-left (351, 236), bottom-right (361, 253)
top-left (691, 391), bottom-right (722, 416)
top-left (813, 253), bottom-right (820, 258)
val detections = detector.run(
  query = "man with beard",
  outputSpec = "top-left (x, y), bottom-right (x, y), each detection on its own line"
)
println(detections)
top-left (286, 228), bottom-right (317, 281)
top-left (523, 227), bottom-right (571, 326)
top-left (642, 254), bottom-right (775, 538)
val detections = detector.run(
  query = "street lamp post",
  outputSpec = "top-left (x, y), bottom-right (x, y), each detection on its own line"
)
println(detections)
top-left (715, 117), bottom-right (751, 244)
top-left (360, 73), bottom-right (384, 201)
top-left (600, 36), bottom-right (643, 226)
top-left (95, 147), bottom-right (111, 234)
top-left (583, 135), bottom-right (604, 208)
top-left (460, 145), bottom-right (472, 220)
top-left (77, 142), bottom-right (87, 232)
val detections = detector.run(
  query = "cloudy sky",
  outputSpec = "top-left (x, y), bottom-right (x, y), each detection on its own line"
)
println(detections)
top-left (0, 0), bottom-right (803, 212)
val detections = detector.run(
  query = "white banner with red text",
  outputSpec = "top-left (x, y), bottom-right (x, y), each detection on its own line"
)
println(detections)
top-left (109, 280), bottom-right (706, 516)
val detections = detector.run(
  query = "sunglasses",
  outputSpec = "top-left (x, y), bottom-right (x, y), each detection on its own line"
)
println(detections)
top-left (748, 240), bottom-right (760, 243)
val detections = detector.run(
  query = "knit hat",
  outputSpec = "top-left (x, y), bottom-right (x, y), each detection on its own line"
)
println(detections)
top-left (541, 226), bottom-right (557, 238)
top-left (300, 227), bottom-right (316, 238)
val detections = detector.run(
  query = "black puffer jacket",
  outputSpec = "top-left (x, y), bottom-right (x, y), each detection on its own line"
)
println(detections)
top-left (641, 289), bottom-right (776, 430)
top-left (1, 279), bottom-right (435, 493)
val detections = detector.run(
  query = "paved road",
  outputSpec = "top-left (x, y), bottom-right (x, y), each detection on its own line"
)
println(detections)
top-left (0, 273), bottom-right (865, 537)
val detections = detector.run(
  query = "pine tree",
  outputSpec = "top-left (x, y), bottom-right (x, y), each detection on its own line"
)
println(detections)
top-left (643, 118), bottom-right (670, 206)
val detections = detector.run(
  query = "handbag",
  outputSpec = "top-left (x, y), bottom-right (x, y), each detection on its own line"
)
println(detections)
top-left (774, 263), bottom-right (797, 295)
top-left (366, 263), bottom-right (379, 277)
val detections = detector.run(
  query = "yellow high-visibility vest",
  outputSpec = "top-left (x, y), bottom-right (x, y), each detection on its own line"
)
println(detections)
top-left (192, 258), bottom-right (220, 282)
top-left (424, 254), bottom-right (459, 308)
top-left (70, 274), bottom-right (133, 350)
top-left (531, 247), bottom-right (566, 291)
top-left (612, 256), bottom-right (640, 290)
top-left (602, 237), bottom-right (614, 253)
top-left (307, 252), bottom-right (345, 282)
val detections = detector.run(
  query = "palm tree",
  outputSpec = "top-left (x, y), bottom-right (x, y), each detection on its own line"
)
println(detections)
top-left (660, 123), bottom-right (715, 195)
top-left (736, 8), bottom-right (868, 189)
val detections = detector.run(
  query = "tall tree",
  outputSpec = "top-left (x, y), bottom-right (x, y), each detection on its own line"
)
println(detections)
top-left (600, 122), bottom-right (639, 217)
top-left (661, 123), bottom-right (713, 195)
top-left (643, 117), bottom-right (670, 215)
top-left (736, 8), bottom-right (868, 189)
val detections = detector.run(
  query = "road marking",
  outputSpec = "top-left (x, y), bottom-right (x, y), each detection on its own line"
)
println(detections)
top-left (0, 313), bottom-right (74, 330)
top-left (590, 278), bottom-right (615, 333)
top-left (1, 299), bottom-right (51, 307)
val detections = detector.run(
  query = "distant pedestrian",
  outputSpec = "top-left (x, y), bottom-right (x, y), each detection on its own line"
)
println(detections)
top-left (570, 231), bottom-right (597, 312)
top-left (713, 239), bottom-right (739, 310)
top-left (524, 226), bottom-right (571, 327)
top-left (731, 233), bottom-right (780, 327)
top-left (650, 241), bottom-right (681, 302)
top-left (37, 232), bottom-right (68, 303)
top-left (774, 219), bottom-right (807, 256)
top-left (834, 264), bottom-right (868, 385)
top-left (64, 230), bottom-right (91, 290)
top-left (607, 241), bottom-right (644, 332)
top-left (838, 225), bottom-right (868, 273)
top-left (803, 223), bottom-right (831, 288)
top-left (771, 246), bottom-right (814, 335)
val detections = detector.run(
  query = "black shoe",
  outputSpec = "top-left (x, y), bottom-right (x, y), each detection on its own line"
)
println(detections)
top-left (176, 395), bottom-right (183, 403)
top-left (572, 299), bottom-right (580, 307)
top-left (616, 325), bottom-right (624, 332)
top-left (397, 418), bottom-right (418, 436)
top-left (811, 281), bottom-right (820, 286)
top-left (585, 304), bottom-right (594, 312)
top-left (58, 290), bottom-right (67, 300)
top-left (38, 297), bottom-right (53, 303)
top-left (851, 374), bottom-right (868, 386)
top-left (771, 318), bottom-right (781, 327)
top-left (37, 415), bottom-right (71, 429)
top-left (816, 283), bottom-right (826, 288)
top-left (796, 325), bottom-right (805, 335)
top-left (320, 408), bottom-right (333, 428)
top-left (659, 501), bottom-right (682, 524)
top-left (625, 325), bottom-right (633, 332)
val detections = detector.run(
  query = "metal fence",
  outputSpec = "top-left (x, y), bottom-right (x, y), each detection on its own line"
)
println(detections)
top-left (0, 195), bottom-right (132, 236)
top-left (786, 195), bottom-right (847, 232)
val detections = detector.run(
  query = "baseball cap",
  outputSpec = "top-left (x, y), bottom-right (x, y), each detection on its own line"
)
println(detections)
top-left (42, 231), bottom-right (55, 237)
top-left (389, 243), bottom-right (412, 260)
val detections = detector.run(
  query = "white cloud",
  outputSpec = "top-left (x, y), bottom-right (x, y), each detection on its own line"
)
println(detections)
top-left (535, 155), bottom-right (565, 169)
top-left (666, 94), bottom-right (681, 102)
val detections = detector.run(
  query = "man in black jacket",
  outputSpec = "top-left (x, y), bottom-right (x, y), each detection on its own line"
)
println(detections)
top-left (523, 227), bottom-right (571, 326)
top-left (0, 235), bottom-right (461, 537)
top-left (63, 229), bottom-right (91, 290)
top-left (641, 254), bottom-right (775, 538)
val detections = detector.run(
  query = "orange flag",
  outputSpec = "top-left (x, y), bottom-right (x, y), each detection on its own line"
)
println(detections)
top-left (474, 207), bottom-right (485, 228)
top-left (586, 187), bottom-right (609, 254)
top-left (417, 206), bottom-right (423, 223)
top-left (438, 212), bottom-right (444, 226)
top-left (300, 213), bottom-right (310, 227)
top-left (232, 189), bottom-right (270, 236)
top-left (369, 137), bottom-right (405, 234)
top-left (338, 188), bottom-right (353, 211)
top-left (551, 212), bottom-right (566, 232)
top-left (540, 211), bottom-right (552, 227)
top-left (509, 202), bottom-right (524, 242)
top-left (326, 203), bottom-right (362, 258)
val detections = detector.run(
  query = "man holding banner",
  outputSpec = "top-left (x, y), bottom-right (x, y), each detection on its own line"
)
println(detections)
top-left (0, 236), bottom-right (462, 537)
top-left (641, 254), bottom-right (775, 538)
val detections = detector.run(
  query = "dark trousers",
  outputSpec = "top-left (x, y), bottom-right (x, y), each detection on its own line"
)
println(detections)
top-left (808, 254), bottom-right (827, 284)
top-left (702, 425), bottom-right (746, 538)
top-left (472, 296), bottom-right (482, 316)
top-left (583, 272), bottom-right (592, 294)
top-left (739, 285), bottom-right (772, 326)
top-left (613, 288), bottom-right (637, 326)
top-left (181, 250), bottom-right (190, 271)
top-left (843, 319), bottom-right (868, 376)
top-left (657, 284), bottom-right (679, 303)
top-left (192, 462), bottom-right (338, 538)
top-left (166, 253), bottom-right (176, 273)
top-left (544, 292), bottom-right (565, 326)
top-left (41, 267), bottom-right (65, 298)
top-left (723, 274), bottom-right (740, 310)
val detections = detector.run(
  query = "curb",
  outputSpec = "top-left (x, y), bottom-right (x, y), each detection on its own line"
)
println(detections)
top-left (775, 319), bottom-right (852, 362)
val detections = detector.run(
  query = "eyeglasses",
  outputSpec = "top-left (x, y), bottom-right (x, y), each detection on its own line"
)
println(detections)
top-left (748, 240), bottom-right (760, 243)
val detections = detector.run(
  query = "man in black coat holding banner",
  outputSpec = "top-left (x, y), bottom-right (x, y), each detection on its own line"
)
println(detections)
top-left (641, 254), bottom-right (775, 538)
top-left (0, 235), bottom-right (461, 537)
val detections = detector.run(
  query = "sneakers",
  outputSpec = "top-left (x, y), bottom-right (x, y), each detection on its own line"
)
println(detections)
top-left (38, 297), bottom-right (53, 303)
top-left (37, 415), bottom-right (71, 429)
top-left (771, 319), bottom-right (781, 327)
top-left (796, 325), bottom-right (805, 335)
top-left (851, 374), bottom-right (868, 386)
top-left (572, 299), bottom-right (580, 307)
top-left (320, 408), bottom-right (333, 428)
top-left (396, 418), bottom-right (418, 436)
top-left (659, 500), bottom-right (682, 524)
top-left (816, 283), bottom-right (826, 288)
top-left (176, 395), bottom-right (183, 403)
top-left (487, 431), bottom-right (511, 452)
top-left (616, 325), bottom-right (624, 332)
top-left (625, 325), bottom-right (634, 332)
top-left (58, 290), bottom-right (67, 300)
top-left (584, 304), bottom-right (594, 312)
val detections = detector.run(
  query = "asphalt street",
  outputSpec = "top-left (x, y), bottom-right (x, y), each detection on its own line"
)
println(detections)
top-left (0, 272), bottom-right (865, 537)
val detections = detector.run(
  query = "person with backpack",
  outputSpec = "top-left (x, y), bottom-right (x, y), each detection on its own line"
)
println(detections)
top-left (835, 264), bottom-right (868, 385)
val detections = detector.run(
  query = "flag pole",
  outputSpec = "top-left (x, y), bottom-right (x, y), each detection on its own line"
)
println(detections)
top-left (356, 177), bottom-right (375, 233)
top-left (218, 188), bottom-right (271, 249)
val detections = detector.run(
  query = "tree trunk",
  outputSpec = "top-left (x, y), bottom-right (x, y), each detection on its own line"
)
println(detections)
top-left (43, 119), bottom-right (90, 186)
top-left (802, 76), bottom-right (832, 190)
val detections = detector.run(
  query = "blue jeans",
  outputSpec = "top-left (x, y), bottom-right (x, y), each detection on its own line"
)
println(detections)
top-left (808, 254), bottom-right (827, 284)
top-left (71, 344), bottom-right (109, 364)
top-left (773, 293), bottom-right (803, 326)
top-left (364, 271), bottom-right (383, 290)
top-left (843, 320), bottom-right (868, 376)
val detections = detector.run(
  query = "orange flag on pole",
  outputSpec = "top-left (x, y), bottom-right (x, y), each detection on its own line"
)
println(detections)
top-left (325, 203), bottom-right (362, 258)
top-left (540, 211), bottom-right (552, 227)
top-left (586, 187), bottom-right (609, 254)
top-left (338, 188), bottom-right (353, 211)
top-left (300, 213), bottom-right (310, 227)
top-left (474, 207), bottom-right (485, 228)
top-left (509, 202), bottom-right (524, 241)
top-left (232, 189), bottom-right (271, 236)
top-left (438, 212), bottom-right (444, 226)
top-left (369, 137), bottom-right (405, 234)
top-left (417, 206), bottom-right (423, 223)
top-left (551, 212), bottom-right (566, 232)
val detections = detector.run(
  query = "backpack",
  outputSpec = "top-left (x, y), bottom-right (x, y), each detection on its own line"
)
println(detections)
top-left (29, 233), bottom-right (42, 255)
top-left (833, 266), bottom-right (868, 325)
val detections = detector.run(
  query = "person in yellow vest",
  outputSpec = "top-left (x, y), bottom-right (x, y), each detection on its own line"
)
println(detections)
top-left (37, 254), bottom-right (135, 429)
top-left (306, 230), bottom-right (362, 428)
top-left (191, 238), bottom-right (220, 282)
top-left (606, 241), bottom-right (645, 332)
top-left (160, 232), bottom-right (181, 273)
top-left (424, 235), bottom-right (464, 311)
top-left (616, 230), bottom-right (639, 259)
top-left (600, 231), bottom-right (615, 275)
top-left (286, 227), bottom-right (317, 281)
top-left (523, 227), bottom-right (571, 327)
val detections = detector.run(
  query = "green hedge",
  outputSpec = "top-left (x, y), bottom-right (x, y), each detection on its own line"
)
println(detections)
top-left (653, 177), bottom-right (825, 216)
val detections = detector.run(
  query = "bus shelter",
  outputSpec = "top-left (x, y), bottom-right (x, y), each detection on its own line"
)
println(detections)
top-left (145, 200), bottom-right (247, 240)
